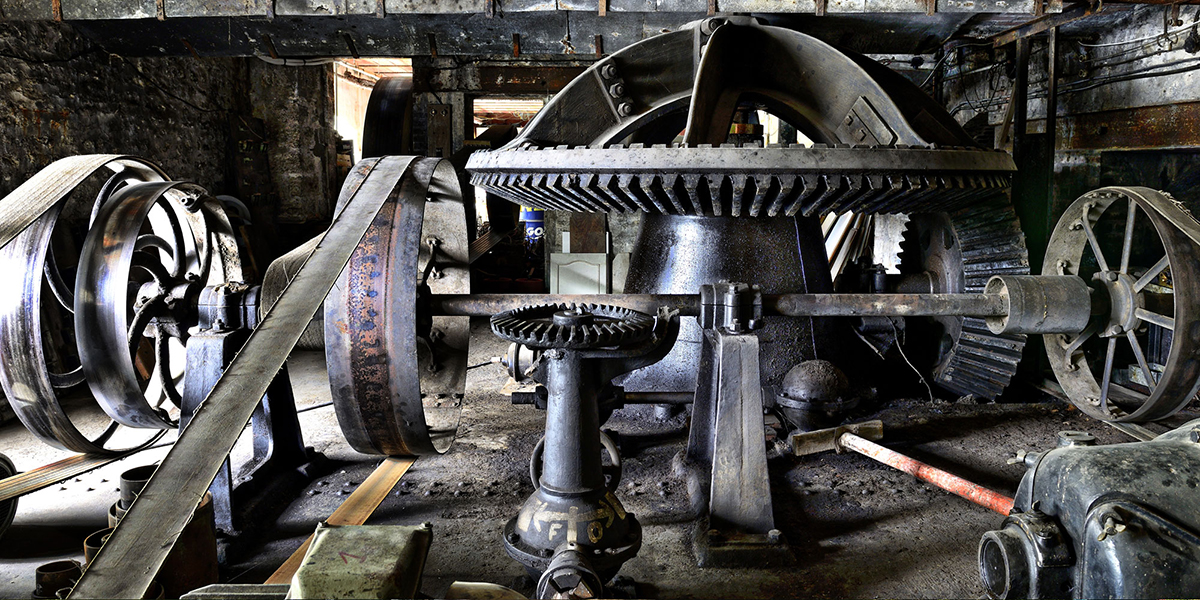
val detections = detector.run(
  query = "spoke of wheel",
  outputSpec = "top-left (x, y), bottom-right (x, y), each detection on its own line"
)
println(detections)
top-left (1120, 198), bottom-right (1136, 273)
top-left (1126, 330), bottom-right (1157, 391)
top-left (1081, 211), bottom-right (1111, 274)
top-left (1100, 337), bottom-right (1117, 412)
top-left (1134, 255), bottom-right (1170, 292)
top-left (1061, 319), bottom-right (1101, 370)
top-left (92, 420), bottom-right (121, 447)
top-left (1135, 308), bottom-right (1175, 330)
top-left (155, 334), bottom-right (183, 410)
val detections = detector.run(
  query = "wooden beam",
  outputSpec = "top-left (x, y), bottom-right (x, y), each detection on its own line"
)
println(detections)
top-left (993, 2), bottom-right (1099, 47)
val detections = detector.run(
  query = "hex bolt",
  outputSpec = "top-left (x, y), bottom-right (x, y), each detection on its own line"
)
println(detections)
top-left (1106, 271), bottom-right (1120, 281)
top-left (600, 63), bottom-right (617, 79)
top-left (550, 571), bottom-right (582, 593)
top-left (617, 102), bottom-right (634, 117)
top-left (608, 81), bottom-right (625, 97)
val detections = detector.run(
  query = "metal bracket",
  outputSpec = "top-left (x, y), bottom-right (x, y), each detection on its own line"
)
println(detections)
top-left (699, 282), bottom-right (762, 333)
top-left (182, 285), bottom-right (316, 538)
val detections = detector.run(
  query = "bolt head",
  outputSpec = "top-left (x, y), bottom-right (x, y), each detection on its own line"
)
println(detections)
top-left (550, 571), bottom-right (582, 592)
top-left (1190, 428), bottom-right (1200, 443)
top-left (600, 63), bottom-right (617, 79)
top-left (608, 82), bottom-right (625, 97)
top-left (617, 102), bottom-right (634, 117)
top-left (1106, 271), bottom-right (1120, 281)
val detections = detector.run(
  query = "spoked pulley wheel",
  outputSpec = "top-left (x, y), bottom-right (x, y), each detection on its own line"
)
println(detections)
top-left (325, 157), bottom-right (470, 456)
top-left (0, 159), bottom-right (171, 453)
top-left (1045, 186), bottom-right (1200, 422)
top-left (0, 157), bottom-right (240, 454)
top-left (75, 181), bottom-right (216, 430)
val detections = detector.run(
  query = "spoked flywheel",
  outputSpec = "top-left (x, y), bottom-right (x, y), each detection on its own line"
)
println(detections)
top-left (0, 157), bottom-right (242, 454)
top-left (1045, 186), bottom-right (1200, 422)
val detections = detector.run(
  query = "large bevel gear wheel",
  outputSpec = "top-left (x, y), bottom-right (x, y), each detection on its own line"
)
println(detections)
top-left (899, 198), bottom-right (1030, 399)
top-left (467, 17), bottom-right (1016, 219)
top-left (491, 303), bottom-right (655, 349)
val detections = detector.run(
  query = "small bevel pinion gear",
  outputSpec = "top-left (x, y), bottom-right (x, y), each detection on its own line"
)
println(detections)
top-left (490, 303), bottom-right (655, 349)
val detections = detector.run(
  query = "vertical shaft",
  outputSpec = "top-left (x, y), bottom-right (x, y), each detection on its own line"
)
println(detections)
top-left (541, 350), bottom-right (605, 493)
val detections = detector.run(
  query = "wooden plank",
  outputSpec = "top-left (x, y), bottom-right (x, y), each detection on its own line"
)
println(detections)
top-left (0, 451), bottom-right (140, 503)
top-left (264, 457), bottom-right (416, 585)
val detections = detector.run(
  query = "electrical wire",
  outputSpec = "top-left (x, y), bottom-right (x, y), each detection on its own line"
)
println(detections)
top-left (1078, 19), bottom-right (1193, 48)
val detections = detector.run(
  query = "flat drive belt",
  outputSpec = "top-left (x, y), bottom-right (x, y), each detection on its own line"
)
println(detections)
top-left (68, 156), bottom-right (419, 600)
top-left (0, 155), bottom-right (166, 251)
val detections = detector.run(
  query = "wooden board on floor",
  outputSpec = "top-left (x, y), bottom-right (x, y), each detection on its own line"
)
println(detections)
top-left (264, 456), bottom-right (416, 585)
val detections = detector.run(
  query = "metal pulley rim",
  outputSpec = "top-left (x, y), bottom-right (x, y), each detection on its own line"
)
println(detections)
top-left (0, 156), bottom-right (172, 454)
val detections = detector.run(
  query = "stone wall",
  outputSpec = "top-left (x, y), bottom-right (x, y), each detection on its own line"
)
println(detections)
top-left (0, 20), bottom-right (239, 195)
top-left (0, 20), bottom-right (339, 264)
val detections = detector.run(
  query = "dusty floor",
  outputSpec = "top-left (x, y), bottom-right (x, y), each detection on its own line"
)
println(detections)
top-left (0, 318), bottom-right (1193, 598)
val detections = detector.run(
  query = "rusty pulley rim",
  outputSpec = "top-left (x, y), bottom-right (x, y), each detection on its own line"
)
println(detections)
top-left (491, 303), bottom-right (656, 349)
top-left (325, 157), bottom-right (469, 457)
top-left (1043, 186), bottom-right (1200, 422)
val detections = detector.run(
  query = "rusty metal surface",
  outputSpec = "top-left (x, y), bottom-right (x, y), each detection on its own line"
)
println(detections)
top-left (68, 156), bottom-right (412, 600)
top-left (1058, 102), bottom-right (1200, 151)
top-left (325, 157), bottom-right (468, 456)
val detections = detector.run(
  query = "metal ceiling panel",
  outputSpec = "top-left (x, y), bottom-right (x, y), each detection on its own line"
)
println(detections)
top-left (275, 0), bottom-right (375, 15)
top-left (62, 0), bottom-right (157, 19)
top-left (165, 0), bottom-right (271, 17)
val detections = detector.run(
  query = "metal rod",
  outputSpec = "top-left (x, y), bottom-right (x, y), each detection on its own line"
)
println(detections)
top-left (838, 432), bottom-right (1015, 515)
top-left (431, 292), bottom-right (1009, 318)
top-left (622, 392), bottom-right (693, 405)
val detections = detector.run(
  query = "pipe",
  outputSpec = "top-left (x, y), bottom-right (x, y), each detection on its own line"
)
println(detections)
top-left (838, 432), bottom-right (1015, 515)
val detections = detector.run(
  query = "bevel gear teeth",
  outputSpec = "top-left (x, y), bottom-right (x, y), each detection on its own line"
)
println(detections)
top-left (468, 145), bottom-right (1013, 219)
top-left (903, 197), bottom-right (1029, 400)
top-left (490, 302), bottom-right (656, 350)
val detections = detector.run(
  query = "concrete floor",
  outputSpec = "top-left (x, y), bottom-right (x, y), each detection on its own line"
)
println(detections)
top-left (0, 318), bottom-right (1193, 598)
